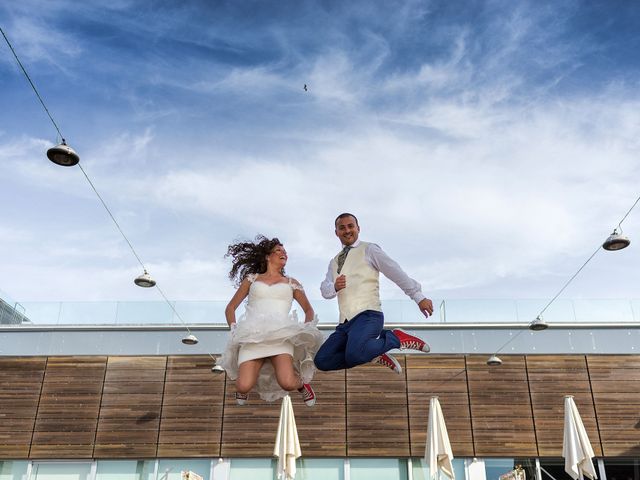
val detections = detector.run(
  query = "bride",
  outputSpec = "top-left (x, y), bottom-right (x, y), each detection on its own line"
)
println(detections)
top-left (219, 235), bottom-right (323, 406)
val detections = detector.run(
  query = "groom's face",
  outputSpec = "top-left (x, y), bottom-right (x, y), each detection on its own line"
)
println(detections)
top-left (335, 216), bottom-right (360, 246)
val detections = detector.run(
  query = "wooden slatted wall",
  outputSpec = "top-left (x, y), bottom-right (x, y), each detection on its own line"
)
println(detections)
top-left (294, 369), bottom-right (346, 456)
top-left (1, 354), bottom-right (640, 458)
top-left (94, 356), bottom-right (166, 458)
top-left (158, 355), bottom-right (225, 457)
top-left (527, 356), bottom-right (602, 457)
top-left (346, 358), bottom-right (409, 456)
top-left (0, 357), bottom-right (45, 457)
top-left (587, 355), bottom-right (640, 457)
top-left (220, 375), bottom-right (280, 457)
top-left (406, 355), bottom-right (474, 457)
top-left (466, 355), bottom-right (538, 457)
top-left (31, 356), bottom-right (106, 458)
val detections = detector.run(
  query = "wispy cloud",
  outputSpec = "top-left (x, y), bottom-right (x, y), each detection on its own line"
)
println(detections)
top-left (1, 0), bottom-right (639, 303)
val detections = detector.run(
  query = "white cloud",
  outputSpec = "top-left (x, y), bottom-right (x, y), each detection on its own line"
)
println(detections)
top-left (1, 0), bottom-right (639, 305)
top-left (191, 66), bottom-right (292, 96)
top-left (0, 16), bottom-right (82, 76)
top-left (93, 87), bottom-right (638, 302)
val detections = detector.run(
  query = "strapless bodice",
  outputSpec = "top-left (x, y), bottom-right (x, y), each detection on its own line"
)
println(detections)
top-left (245, 281), bottom-right (294, 317)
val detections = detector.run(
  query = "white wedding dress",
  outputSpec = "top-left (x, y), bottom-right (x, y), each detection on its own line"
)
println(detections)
top-left (219, 274), bottom-right (324, 402)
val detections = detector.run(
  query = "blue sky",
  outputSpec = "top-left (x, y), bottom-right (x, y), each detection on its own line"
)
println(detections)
top-left (1, 0), bottom-right (639, 305)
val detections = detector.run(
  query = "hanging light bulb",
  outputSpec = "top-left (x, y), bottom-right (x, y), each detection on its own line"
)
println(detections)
top-left (134, 270), bottom-right (156, 288)
top-left (182, 333), bottom-right (198, 345)
top-left (602, 229), bottom-right (630, 251)
top-left (486, 355), bottom-right (503, 366)
top-left (529, 315), bottom-right (549, 331)
top-left (211, 356), bottom-right (225, 373)
top-left (46, 140), bottom-right (79, 167)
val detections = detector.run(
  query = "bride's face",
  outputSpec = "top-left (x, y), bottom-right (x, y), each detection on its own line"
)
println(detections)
top-left (267, 244), bottom-right (288, 270)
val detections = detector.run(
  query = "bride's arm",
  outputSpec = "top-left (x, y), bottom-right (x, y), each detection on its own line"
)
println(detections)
top-left (292, 279), bottom-right (315, 323)
top-left (225, 278), bottom-right (251, 327)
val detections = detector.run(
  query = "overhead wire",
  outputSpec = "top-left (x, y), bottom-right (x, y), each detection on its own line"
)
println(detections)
top-left (491, 193), bottom-right (640, 357)
top-left (4, 24), bottom-right (640, 369)
top-left (1, 25), bottom-right (214, 360)
top-left (0, 27), bottom-right (64, 143)
top-left (616, 195), bottom-right (640, 231)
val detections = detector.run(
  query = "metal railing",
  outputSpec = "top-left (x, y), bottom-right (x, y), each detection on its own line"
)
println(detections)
top-left (0, 298), bottom-right (637, 327)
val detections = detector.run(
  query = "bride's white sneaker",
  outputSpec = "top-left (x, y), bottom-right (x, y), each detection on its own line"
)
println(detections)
top-left (235, 391), bottom-right (248, 406)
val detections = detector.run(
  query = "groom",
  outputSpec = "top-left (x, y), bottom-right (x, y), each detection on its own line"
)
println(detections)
top-left (314, 213), bottom-right (433, 374)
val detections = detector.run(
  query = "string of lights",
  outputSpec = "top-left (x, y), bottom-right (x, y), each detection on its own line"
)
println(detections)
top-left (487, 193), bottom-right (638, 365)
top-left (1, 26), bottom-right (216, 363)
top-left (0, 27), bottom-right (64, 142)
top-left (3, 24), bottom-right (638, 374)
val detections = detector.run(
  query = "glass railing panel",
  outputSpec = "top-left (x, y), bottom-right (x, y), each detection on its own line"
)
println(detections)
top-left (440, 299), bottom-right (519, 323)
top-left (572, 299), bottom-right (635, 323)
top-left (172, 301), bottom-right (226, 324)
top-left (310, 300), bottom-right (340, 325)
top-left (58, 302), bottom-right (119, 325)
top-left (380, 299), bottom-right (445, 323)
top-left (632, 300), bottom-right (640, 322)
top-left (20, 302), bottom-right (62, 325)
top-left (514, 299), bottom-right (575, 323)
top-left (114, 301), bottom-right (175, 324)
top-left (10, 299), bottom-right (640, 327)
top-left (381, 299), bottom-right (410, 323)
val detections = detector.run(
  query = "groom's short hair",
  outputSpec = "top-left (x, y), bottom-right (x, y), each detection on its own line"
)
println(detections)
top-left (335, 212), bottom-right (359, 227)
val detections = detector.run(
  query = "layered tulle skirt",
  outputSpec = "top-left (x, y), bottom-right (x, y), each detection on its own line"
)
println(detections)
top-left (218, 308), bottom-right (324, 402)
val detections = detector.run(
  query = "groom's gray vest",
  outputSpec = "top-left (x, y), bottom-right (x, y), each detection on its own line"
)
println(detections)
top-left (331, 241), bottom-right (382, 323)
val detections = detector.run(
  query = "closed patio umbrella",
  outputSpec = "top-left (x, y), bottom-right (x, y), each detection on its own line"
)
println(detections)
top-left (425, 396), bottom-right (455, 480)
top-left (563, 395), bottom-right (598, 480)
top-left (274, 394), bottom-right (302, 480)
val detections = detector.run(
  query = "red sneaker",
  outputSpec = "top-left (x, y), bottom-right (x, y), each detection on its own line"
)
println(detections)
top-left (392, 328), bottom-right (430, 352)
top-left (373, 353), bottom-right (402, 374)
top-left (298, 383), bottom-right (316, 407)
top-left (235, 391), bottom-right (248, 406)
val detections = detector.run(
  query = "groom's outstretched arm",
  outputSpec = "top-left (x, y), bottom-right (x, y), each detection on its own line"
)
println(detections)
top-left (367, 243), bottom-right (433, 317)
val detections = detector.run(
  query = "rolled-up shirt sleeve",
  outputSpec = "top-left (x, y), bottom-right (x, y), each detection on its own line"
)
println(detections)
top-left (366, 243), bottom-right (426, 304)
top-left (320, 261), bottom-right (337, 299)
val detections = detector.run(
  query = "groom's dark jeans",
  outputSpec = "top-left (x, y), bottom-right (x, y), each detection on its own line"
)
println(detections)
top-left (313, 310), bottom-right (400, 371)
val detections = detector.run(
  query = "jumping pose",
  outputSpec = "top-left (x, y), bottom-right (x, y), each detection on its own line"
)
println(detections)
top-left (314, 213), bottom-right (433, 374)
top-left (219, 235), bottom-right (323, 406)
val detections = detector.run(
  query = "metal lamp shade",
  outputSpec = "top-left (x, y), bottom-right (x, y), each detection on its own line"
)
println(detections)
top-left (602, 232), bottom-right (630, 251)
top-left (182, 333), bottom-right (199, 345)
top-left (486, 355), bottom-right (503, 366)
top-left (47, 142), bottom-right (79, 166)
top-left (134, 271), bottom-right (156, 288)
top-left (529, 316), bottom-right (549, 331)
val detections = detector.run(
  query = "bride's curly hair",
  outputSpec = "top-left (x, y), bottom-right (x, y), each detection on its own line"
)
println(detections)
top-left (226, 235), bottom-right (284, 285)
